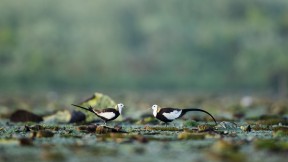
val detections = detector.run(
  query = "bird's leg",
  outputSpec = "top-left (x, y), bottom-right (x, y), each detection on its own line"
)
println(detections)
top-left (103, 120), bottom-right (107, 126)
top-left (165, 123), bottom-right (168, 127)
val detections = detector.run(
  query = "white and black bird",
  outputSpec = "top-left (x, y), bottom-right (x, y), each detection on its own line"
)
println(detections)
top-left (151, 104), bottom-right (217, 125)
top-left (71, 103), bottom-right (124, 125)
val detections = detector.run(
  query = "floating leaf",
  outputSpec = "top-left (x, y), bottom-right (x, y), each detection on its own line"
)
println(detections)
top-left (43, 110), bottom-right (86, 123)
top-left (79, 92), bottom-right (116, 108)
top-left (10, 110), bottom-right (43, 123)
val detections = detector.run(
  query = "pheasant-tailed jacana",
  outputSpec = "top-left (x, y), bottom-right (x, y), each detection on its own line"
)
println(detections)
top-left (151, 104), bottom-right (217, 125)
top-left (71, 103), bottom-right (124, 125)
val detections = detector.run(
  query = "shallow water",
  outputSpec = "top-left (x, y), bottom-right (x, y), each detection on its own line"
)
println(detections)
top-left (0, 92), bottom-right (288, 162)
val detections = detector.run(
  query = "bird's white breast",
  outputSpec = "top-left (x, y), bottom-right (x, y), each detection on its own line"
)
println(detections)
top-left (163, 110), bottom-right (182, 120)
top-left (97, 112), bottom-right (115, 119)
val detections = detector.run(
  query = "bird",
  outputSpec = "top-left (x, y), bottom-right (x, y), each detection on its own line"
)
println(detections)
top-left (71, 103), bottom-right (124, 125)
top-left (151, 104), bottom-right (217, 126)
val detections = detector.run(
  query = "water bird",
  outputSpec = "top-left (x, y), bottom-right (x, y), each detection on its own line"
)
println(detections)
top-left (71, 103), bottom-right (124, 125)
top-left (151, 104), bottom-right (217, 125)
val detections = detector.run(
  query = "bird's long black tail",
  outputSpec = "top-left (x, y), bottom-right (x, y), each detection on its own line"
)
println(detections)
top-left (182, 108), bottom-right (217, 125)
top-left (71, 104), bottom-right (95, 113)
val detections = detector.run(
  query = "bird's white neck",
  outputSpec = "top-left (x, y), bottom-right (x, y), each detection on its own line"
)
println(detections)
top-left (118, 107), bottom-right (122, 114)
top-left (152, 108), bottom-right (158, 117)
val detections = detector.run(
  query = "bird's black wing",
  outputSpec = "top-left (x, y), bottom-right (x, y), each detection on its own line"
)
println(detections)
top-left (158, 108), bottom-right (181, 113)
top-left (156, 108), bottom-right (182, 123)
top-left (99, 108), bottom-right (117, 113)
top-left (96, 108), bottom-right (120, 121)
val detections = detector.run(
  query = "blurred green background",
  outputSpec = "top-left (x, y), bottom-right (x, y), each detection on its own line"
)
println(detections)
top-left (1, 0), bottom-right (288, 96)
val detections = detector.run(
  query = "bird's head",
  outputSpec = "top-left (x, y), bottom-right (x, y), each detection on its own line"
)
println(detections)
top-left (116, 103), bottom-right (125, 114)
top-left (151, 104), bottom-right (158, 111)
